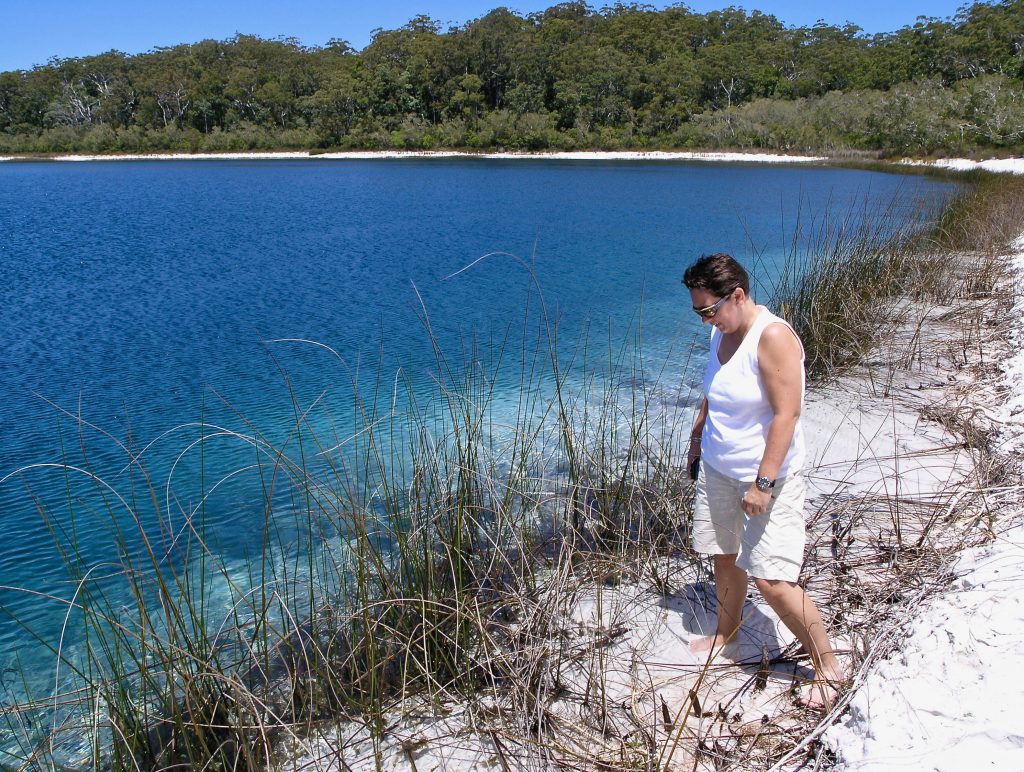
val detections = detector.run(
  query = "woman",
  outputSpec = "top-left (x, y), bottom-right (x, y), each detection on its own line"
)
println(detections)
top-left (683, 252), bottom-right (843, 708)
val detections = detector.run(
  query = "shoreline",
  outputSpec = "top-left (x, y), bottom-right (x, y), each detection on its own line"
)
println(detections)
top-left (821, 233), bottom-right (1024, 769)
top-left (285, 197), bottom-right (1024, 768)
top-left (901, 157), bottom-right (1024, 175)
top-left (288, 232), bottom-right (1024, 768)
top-left (2, 150), bottom-right (1022, 176)
top-left (1, 149), bottom-right (829, 164)
top-left (286, 171), bottom-right (1024, 768)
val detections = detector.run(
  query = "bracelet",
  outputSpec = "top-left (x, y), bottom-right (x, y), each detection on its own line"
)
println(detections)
top-left (689, 435), bottom-right (702, 442)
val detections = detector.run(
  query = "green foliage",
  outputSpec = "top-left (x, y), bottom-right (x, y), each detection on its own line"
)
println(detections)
top-left (1, 1), bottom-right (1023, 154)
top-left (930, 169), bottom-right (1024, 251)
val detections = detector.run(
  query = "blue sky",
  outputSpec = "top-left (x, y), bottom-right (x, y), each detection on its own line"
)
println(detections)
top-left (1, 0), bottom-right (971, 73)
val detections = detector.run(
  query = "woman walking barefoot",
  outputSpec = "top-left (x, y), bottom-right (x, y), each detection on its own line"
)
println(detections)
top-left (683, 253), bottom-right (844, 708)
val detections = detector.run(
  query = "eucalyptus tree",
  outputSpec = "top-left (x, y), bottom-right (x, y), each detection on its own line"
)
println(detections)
top-left (303, 43), bottom-right (367, 144)
top-left (457, 7), bottom-right (537, 111)
top-left (361, 16), bottom-right (450, 127)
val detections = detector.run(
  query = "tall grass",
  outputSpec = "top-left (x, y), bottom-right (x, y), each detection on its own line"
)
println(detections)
top-left (769, 172), bottom-right (1024, 382)
top-left (766, 195), bottom-right (924, 380)
top-left (930, 171), bottom-right (1024, 254)
top-left (0, 268), bottom-right (698, 770)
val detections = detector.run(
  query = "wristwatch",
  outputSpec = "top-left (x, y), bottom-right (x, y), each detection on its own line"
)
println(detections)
top-left (755, 475), bottom-right (776, 492)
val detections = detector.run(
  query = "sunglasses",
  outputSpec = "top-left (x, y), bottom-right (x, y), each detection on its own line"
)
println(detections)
top-left (693, 289), bottom-right (735, 319)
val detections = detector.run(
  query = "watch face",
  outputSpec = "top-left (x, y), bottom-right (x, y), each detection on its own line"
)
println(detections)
top-left (755, 476), bottom-right (774, 491)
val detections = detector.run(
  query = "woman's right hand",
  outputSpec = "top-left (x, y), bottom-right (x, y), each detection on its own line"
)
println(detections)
top-left (687, 436), bottom-right (701, 480)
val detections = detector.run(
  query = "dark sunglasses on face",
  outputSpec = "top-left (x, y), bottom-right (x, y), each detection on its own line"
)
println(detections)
top-left (693, 288), bottom-right (735, 319)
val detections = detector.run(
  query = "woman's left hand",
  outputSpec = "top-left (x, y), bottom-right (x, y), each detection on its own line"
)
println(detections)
top-left (742, 485), bottom-right (773, 516)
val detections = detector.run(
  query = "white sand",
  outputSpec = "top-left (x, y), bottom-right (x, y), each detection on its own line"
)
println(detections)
top-left (5, 150), bottom-right (1024, 172)
top-left (822, 234), bottom-right (1024, 771)
top-left (1, 149), bottom-right (827, 163)
top-left (823, 528), bottom-right (1024, 770)
top-left (902, 157), bottom-right (1024, 175)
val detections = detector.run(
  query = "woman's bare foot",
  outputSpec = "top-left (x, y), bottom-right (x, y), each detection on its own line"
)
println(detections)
top-left (797, 680), bottom-right (839, 709)
top-left (796, 663), bottom-right (848, 710)
top-left (689, 634), bottom-right (729, 654)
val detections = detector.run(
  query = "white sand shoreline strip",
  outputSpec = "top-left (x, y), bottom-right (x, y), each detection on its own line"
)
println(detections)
top-left (1, 150), bottom-right (827, 164)
top-left (901, 157), bottom-right (1024, 175)
top-left (3, 151), bottom-right (1022, 171)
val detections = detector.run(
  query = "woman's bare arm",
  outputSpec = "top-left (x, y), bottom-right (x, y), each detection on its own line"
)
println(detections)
top-left (742, 322), bottom-right (803, 514)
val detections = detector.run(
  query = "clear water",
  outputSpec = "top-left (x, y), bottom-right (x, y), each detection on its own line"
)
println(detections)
top-left (0, 158), bottom-right (954, 750)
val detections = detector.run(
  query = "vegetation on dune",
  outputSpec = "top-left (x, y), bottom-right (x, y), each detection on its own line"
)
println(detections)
top-left (769, 171), bottom-right (1024, 381)
top-left (1, 0), bottom-right (1023, 155)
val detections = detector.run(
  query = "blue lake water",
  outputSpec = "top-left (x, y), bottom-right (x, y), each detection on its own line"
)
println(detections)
top-left (0, 158), bottom-right (954, 751)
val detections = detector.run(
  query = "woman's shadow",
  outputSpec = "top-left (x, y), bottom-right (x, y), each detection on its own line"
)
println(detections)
top-left (661, 580), bottom-right (816, 683)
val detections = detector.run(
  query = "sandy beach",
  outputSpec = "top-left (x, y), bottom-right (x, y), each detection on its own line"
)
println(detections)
top-left (824, 159), bottom-right (1024, 771)
top-left (820, 234), bottom-right (1024, 770)
top-left (902, 157), bottom-right (1024, 175)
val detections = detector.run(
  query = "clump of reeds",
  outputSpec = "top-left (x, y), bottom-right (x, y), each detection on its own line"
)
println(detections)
top-left (770, 172), bottom-right (1024, 383)
top-left (0, 272), bottom-right (700, 770)
top-left (767, 195), bottom-right (924, 381)
top-left (930, 171), bottom-right (1024, 255)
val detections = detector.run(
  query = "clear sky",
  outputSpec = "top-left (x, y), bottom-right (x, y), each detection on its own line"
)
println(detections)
top-left (1, 0), bottom-right (972, 73)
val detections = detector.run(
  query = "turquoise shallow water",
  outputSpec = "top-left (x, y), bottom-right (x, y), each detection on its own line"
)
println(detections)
top-left (0, 158), bottom-right (953, 748)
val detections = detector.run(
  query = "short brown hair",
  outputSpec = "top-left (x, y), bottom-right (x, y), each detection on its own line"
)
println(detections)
top-left (682, 253), bottom-right (750, 296)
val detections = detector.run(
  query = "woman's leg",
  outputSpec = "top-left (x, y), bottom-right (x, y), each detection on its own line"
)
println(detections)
top-left (691, 553), bottom-right (748, 653)
top-left (754, 577), bottom-right (845, 705)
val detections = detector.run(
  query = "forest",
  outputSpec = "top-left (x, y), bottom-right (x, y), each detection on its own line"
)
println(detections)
top-left (1, 0), bottom-right (1022, 155)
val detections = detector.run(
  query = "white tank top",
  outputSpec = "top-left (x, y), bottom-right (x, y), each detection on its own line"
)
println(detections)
top-left (700, 306), bottom-right (805, 481)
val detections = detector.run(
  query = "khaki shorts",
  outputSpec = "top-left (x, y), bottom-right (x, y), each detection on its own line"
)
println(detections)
top-left (692, 461), bottom-right (807, 582)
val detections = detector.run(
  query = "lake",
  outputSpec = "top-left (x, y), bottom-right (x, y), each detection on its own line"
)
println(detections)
top-left (0, 157), bottom-right (953, 756)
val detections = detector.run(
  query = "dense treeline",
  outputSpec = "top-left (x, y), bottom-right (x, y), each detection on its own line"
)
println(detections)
top-left (1, 1), bottom-right (1022, 155)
